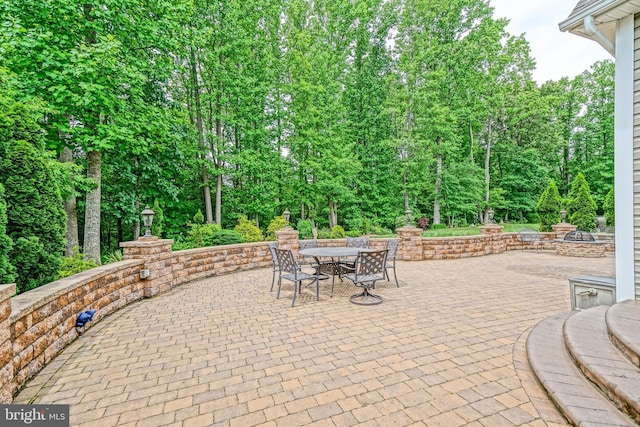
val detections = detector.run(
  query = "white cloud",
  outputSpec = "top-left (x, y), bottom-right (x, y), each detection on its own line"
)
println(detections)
top-left (490, 0), bottom-right (611, 84)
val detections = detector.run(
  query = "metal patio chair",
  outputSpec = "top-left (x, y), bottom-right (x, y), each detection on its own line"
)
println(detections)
top-left (341, 236), bottom-right (371, 271)
top-left (384, 238), bottom-right (401, 287)
top-left (275, 248), bottom-right (320, 307)
top-left (267, 242), bottom-right (280, 292)
top-left (343, 250), bottom-right (388, 306)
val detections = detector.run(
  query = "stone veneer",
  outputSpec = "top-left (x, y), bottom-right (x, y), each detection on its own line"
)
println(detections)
top-left (0, 224), bottom-right (615, 402)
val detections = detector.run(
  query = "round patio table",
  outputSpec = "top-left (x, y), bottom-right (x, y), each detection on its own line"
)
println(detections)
top-left (299, 247), bottom-right (374, 295)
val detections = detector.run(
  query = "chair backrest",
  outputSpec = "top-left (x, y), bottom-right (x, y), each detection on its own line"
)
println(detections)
top-left (354, 250), bottom-right (387, 281)
top-left (298, 240), bottom-right (318, 250)
top-left (267, 242), bottom-right (278, 266)
top-left (275, 248), bottom-right (297, 275)
top-left (385, 239), bottom-right (401, 259)
top-left (346, 236), bottom-right (370, 248)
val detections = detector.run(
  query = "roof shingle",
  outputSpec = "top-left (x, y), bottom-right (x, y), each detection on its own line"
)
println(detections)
top-left (568, 0), bottom-right (602, 18)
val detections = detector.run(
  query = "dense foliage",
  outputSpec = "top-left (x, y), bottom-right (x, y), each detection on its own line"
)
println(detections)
top-left (570, 182), bottom-right (596, 231)
top-left (0, 0), bottom-right (616, 286)
top-left (0, 184), bottom-right (15, 284)
top-left (603, 188), bottom-right (615, 227)
top-left (536, 181), bottom-right (562, 232)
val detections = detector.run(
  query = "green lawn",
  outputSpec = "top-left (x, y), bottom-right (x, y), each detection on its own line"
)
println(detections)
top-left (420, 223), bottom-right (539, 238)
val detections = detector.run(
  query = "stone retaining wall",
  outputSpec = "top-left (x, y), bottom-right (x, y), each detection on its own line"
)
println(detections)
top-left (0, 225), bottom-right (615, 402)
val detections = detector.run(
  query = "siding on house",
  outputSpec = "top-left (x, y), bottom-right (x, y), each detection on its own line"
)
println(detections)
top-left (635, 13), bottom-right (640, 299)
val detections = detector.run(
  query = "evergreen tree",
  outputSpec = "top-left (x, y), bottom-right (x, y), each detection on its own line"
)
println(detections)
top-left (570, 182), bottom-right (597, 231)
top-left (0, 183), bottom-right (15, 285)
top-left (567, 172), bottom-right (592, 217)
top-left (536, 180), bottom-right (562, 232)
top-left (1, 141), bottom-right (66, 293)
top-left (603, 187), bottom-right (614, 227)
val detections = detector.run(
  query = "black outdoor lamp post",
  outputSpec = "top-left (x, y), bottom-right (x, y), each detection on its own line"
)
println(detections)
top-left (283, 208), bottom-right (291, 228)
top-left (405, 208), bottom-right (412, 226)
top-left (141, 205), bottom-right (155, 237)
top-left (561, 208), bottom-right (567, 223)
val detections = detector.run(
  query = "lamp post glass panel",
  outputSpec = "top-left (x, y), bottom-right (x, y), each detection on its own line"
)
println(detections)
top-left (405, 208), bottom-right (412, 226)
top-left (561, 208), bottom-right (567, 223)
top-left (141, 205), bottom-right (155, 237)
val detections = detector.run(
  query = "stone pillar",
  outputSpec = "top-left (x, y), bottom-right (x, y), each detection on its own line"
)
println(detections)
top-left (552, 223), bottom-right (577, 240)
top-left (396, 226), bottom-right (423, 261)
top-left (480, 224), bottom-right (505, 254)
top-left (275, 228), bottom-right (299, 250)
top-left (0, 284), bottom-right (15, 403)
top-left (120, 236), bottom-right (174, 298)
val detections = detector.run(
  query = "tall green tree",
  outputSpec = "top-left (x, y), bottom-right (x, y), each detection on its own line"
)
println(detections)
top-left (536, 180), bottom-right (562, 232)
top-left (1, 0), bottom-right (189, 263)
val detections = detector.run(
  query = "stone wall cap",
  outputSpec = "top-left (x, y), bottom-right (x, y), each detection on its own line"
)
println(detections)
top-left (10, 259), bottom-right (142, 319)
top-left (0, 284), bottom-right (16, 300)
top-left (120, 238), bottom-right (174, 248)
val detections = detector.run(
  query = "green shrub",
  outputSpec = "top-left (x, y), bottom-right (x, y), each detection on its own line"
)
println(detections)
top-left (186, 223), bottom-right (222, 248)
top-left (0, 183), bottom-right (15, 284)
top-left (570, 182), bottom-right (597, 231)
top-left (536, 180), bottom-right (562, 232)
top-left (11, 236), bottom-right (61, 294)
top-left (192, 210), bottom-right (205, 225)
top-left (329, 225), bottom-right (345, 238)
top-left (57, 252), bottom-right (99, 280)
top-left (234, 216), bottom-right (263, 242)
top-left (603, 187), bottom-right (614, 227)
top-left (345, 230), bottom-right (361, 237)
top-left (317, 228), bottom-right (331, 239)
top-left (266, 216), bottom-right (286, 241)
top-left (395, 215), bottom-right (410, 229)
top-left (296, 219), bottom-right (313, 240)
top-left (103, 250), bottom-right (123, 264)
top-left (151, 199), bottom-right (164, 238)
top-left (210, 229), bottom-right (244, 246)
top-left (431, 224), bottom-right (447, 230)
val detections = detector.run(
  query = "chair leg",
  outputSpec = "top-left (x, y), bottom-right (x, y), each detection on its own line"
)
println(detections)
top-left (276, 276), bottom-right (282, 299)
top-left (270, 269), bottom-right (276, 292)
top-left (392, 266), bottom-right (399, 288)
top-left (350, 282), bottom-right (383, 305)
top-left (292, 280), bottom-right (298, 307)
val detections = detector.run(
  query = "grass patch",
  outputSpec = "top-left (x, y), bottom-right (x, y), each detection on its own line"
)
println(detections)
top-left (421, 223), bottom-right (539, 238)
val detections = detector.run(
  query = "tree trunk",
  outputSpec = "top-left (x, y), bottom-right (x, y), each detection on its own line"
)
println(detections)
top-left (133, 200), bottom-right (140, 240)
top-left (59, 147), bottom-right (78, 257)
top-left (328, 199), bottom-right (337, 229)
top-left (189, 47), bottom-right (214, 224)
top-left (215, 174), bottom-right (222, 226)
top-left (469, 121), bottom-right (474, 162)
top-left (84, 150), bottom-right (102, 264)
top-left (484, 118), bottom-right (492, 219)
top-left (433, 138), bottom-right (442, 225)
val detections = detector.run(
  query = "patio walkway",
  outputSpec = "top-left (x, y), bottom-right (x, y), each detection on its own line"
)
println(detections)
top-left (14, 251), bottom-right (615, 426)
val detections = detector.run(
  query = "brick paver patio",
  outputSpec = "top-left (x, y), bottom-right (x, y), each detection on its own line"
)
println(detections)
top-left (14, 251), bottom-right (615, 426)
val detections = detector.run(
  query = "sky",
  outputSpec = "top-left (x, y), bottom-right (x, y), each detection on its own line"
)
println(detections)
top-left (490, 0), bottom-right (612, 84)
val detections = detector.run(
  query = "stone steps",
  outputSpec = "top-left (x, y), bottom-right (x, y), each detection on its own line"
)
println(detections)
top-left (527, 303), bottom-right (639, 426)
top-left (606, 300), bottom-right (640, 368)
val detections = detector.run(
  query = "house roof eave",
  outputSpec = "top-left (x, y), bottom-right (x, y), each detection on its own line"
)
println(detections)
top-left (559, 0), bottom-right (625, 32)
